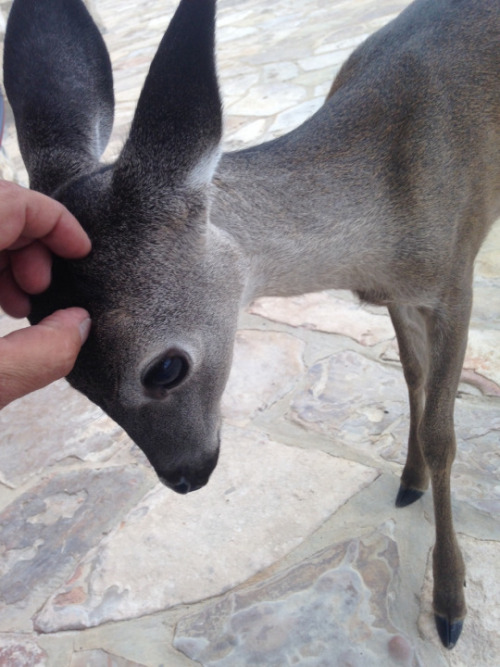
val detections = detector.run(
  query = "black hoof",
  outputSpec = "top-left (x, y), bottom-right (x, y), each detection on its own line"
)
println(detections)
top-left (395, 485), bottom-right (425, 508)
top-left (435, 614), bottom-right (463, 649)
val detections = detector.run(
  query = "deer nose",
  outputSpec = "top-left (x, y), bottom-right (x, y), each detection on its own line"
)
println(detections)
top-left (159, 474), bottom-right (200, 494)
top-left (157, 452), bottom-right (219, 494)
top-left (158, 471), bottom-right (208, 494)
top-left (172, 476), bottom-right (192, 494)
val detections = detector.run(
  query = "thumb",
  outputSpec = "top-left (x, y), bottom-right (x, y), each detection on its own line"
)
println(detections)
top-left (0, 307), bottom-right (91, 409)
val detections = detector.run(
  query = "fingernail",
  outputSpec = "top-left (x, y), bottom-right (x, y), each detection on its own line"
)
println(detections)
top-left (79, 317), bottom-right (92, 344)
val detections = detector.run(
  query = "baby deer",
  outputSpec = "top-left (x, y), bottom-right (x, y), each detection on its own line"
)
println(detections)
top-left (4, 0), bottom-right (500, 649)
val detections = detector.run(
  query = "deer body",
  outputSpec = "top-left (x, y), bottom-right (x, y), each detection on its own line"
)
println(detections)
top-left (214, 60), bottom-right (500, 305)
top-left (4, 0), bottom-right (500, 650)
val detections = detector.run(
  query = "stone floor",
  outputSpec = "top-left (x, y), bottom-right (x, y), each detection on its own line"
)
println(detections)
top-left (0, 0), bottom-right (499, 665)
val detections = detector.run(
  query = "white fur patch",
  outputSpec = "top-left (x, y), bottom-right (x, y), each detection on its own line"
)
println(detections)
top-left (186, 145), bottom-right (221, 189)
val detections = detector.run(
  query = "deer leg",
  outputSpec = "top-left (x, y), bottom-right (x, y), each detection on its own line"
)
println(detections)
top-left (418, 292), bottom-right (471, 649)
top-left (388, 304), bottom-right (430, 507)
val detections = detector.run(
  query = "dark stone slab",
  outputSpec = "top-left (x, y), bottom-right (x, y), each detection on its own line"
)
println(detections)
top-left (0, 467), bottom-right (153, 615)
top-left (174, 527), bottom-right (416, 666)
top-left (289, 350), bottom-right (408, 462)
top-left (290, 351), bottom-right (500, 514)
top-left (0, 379), bottom-right (132, 488)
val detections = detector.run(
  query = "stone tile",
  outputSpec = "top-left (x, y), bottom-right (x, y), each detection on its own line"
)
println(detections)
top-left (220, 72), bottom-right (260, 98)
top-left (67, 614), bottom-right (192, 667)
top-left (70, 649), bottom-right (147, 667)
top-left (470, 281), bottom-right (500, 330)
top-left (288, 351), bottom-right (500, 516)
top-left (475, 221), bottom-right (500, 280)
top-left (459, 369), bottom-right (500, 398)
top-left (289, 350), bottom-right (408, 463)
top-left (382, 332), bottom-right (500, 396)
top-left (174, 525), bottom-right (416, 667)
top-left (35, 427), bottom-right (377, 632)
top-left (0, 379), bottom-right (132, 488)
top-left (261, 61), bottom-right (300, 84)
top-left (418, 535), bottom-right (500, 666)
top-left (451, 401), bottom-right (500, 515)
top-left (250, 293), bottom-right (395, 346)
top-left (0, 636), bottom-right (47, 667)
top-left (218, 26), bottom-right (258, 44)
top-left (0, 467), bottom-right (153, 630)
top-left (299, 51), bottom-right (348, 72)
top-left (316, 35), bottom-right (370, 55)
top-left (268, 98), bottom-right (325, 136)
top-left (222, 330), bottom-right (305, 426)
top-left (226, 82), bottom-right (307, 117)
top-left (223, 118), bottom-right (268, 149)
top-left (294, 67), bottom-right (338, 90)
top-left (289, 350), bottom-right (500, 514)
top-left (463, 329), bottom-right (500, 388)
top-left (216, 8), bottom-right (255, 29)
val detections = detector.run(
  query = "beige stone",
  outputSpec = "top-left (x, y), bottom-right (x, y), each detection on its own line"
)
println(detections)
top-left (222, 329), bottom-right (305, 426)
top-left (464, 329), bottom-right (500, 388)
top-left (35, 427), bottom-right (377, 631)
top-left (250, 293), bottom-right (395, 346)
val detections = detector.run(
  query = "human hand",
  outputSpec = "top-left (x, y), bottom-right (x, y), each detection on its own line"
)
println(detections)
top-left (0, 181), bottom-right (91, 408)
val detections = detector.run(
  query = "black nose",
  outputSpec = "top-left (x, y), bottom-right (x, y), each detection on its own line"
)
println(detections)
top-left (157, 452), bottom-right (219, 495)
top-left (159, 474), bottom-right (202, 494)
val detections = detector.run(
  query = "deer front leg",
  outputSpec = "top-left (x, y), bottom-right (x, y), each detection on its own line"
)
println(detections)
top-left (418, 295), bottom-right (471, 649)
top-left (388, 304), bottom-right (430, 506)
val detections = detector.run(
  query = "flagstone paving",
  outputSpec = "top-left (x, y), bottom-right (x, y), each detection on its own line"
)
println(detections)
top-left (0, 0), bottom-right (499, 665)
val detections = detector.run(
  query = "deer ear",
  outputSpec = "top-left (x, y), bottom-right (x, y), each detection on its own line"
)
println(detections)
top-left (3, 0), bottom-right (114, 195)
top-left (114, 0), bottom-right (222, 193)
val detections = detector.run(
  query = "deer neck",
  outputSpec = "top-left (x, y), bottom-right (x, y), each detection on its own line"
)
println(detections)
top-left (210, 111), bottom-right (389, 305)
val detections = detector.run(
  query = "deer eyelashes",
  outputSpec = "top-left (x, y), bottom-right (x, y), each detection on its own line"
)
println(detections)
top-left (142, 352), bottom-right (190, 399)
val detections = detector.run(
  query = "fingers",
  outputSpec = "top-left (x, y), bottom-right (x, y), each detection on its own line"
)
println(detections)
top-left (0, 265), bottom-right (31, 317)
top-left (0, 244), bottom-right (51, 317)
top-left (0, 180), bottom-right (91, 257)
top-left (0, 307), bottom-right (91, 409)
top-left (9, 241), bottom-right (53, 294)
top-left (0, 183), bottom-right (93, 408)
top-left (0, 181), bottom-right (91, 318)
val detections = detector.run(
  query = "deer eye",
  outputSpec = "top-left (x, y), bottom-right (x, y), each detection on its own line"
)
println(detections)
top-left (142, 354), bottom-right (189, 397)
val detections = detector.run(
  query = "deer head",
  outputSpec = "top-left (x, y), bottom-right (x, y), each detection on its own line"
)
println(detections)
top-left (4, 0), bottom-right (246, 493)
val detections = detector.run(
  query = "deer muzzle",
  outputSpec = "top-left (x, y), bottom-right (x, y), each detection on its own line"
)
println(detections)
top-left (157, 448), bottom-right (220, 494)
